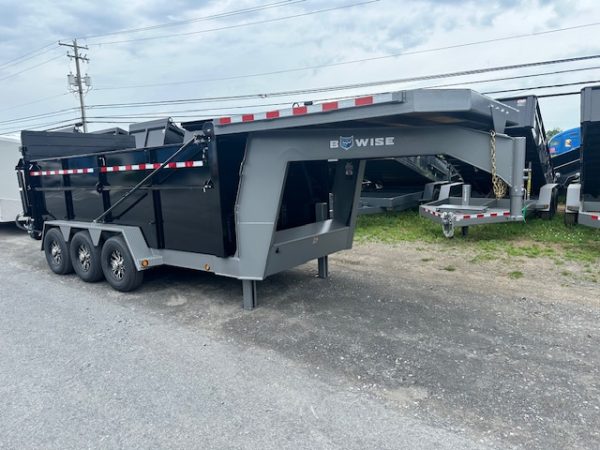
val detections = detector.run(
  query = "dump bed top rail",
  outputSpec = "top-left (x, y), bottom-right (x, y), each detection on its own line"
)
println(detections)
top-left (182, 89), bottom-right (519, 136)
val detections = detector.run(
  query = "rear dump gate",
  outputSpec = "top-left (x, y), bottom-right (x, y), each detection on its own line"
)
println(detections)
top-left (18, 89), bottom-right (531, 309)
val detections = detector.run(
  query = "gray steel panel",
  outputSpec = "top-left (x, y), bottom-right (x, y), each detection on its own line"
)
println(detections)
top-left (212, 89), bottom-right (518, 136)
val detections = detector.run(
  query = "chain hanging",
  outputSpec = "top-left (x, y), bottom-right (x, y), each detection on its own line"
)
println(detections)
top-left (490, 130), bottom-right (508, 199)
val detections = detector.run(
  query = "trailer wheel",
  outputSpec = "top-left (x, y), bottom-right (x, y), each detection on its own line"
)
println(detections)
top-left (461, 226), bottom-right (469, 237)
top-left (101, 236), bottom-right (144, 292)
top-left (70, 231), bottom-right (104, 282)
top-left (43, 228), bottom-right (73, 275)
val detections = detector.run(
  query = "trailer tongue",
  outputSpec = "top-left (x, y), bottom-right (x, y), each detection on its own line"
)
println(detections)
top-left (18, 88), bottom-right (527, 309)
top-left (419, 94), bottom-right (558, 237)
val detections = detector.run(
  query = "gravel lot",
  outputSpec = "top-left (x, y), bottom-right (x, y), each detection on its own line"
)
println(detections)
top-left (0, 223), bottom-right (599, 449)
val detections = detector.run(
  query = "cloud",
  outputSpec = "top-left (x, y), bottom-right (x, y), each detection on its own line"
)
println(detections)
top-left (0, 0), bottom-right (599, 134)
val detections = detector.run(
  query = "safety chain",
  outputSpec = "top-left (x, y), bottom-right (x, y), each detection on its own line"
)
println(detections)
top-left (490, 130), bottom-right (508, 199)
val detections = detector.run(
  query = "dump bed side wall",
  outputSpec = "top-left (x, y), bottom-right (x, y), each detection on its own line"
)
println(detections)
top-left (24, 139), bottom-right (242, 257)
top-left (581, 86), bottom-right (600, 199)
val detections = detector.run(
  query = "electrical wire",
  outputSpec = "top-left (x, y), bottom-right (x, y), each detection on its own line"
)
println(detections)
top-left (0, 54), bottom-right (63, 82)
top-left (0, 42), bottom-right (57, 70)
top-left (94, 20), bottom-right (600, 91)
top-left (0, 93), bottom-right (70, 113)
top-left (87, 53), bottom-right (600, 110)
top-left (81, 0), bottom-right (306, 39)
top-left (484, 79), bottom-right (600, 95)
top-left (0, 118), bottom-right (82, 135)
top-left (90, 0), bottom-right (380, 45)
top-left (425, 65), bottom-right (600, 90)
top-left (0, 107), bottom-right (79, 126)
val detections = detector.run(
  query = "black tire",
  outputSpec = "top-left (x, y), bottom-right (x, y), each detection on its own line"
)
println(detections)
top-left (564, 212), bottom-right (577, 226)
top-left (70, 231), bottom-right (104, 282)
top-left (461, 226), bottom-right (469, 237)
top-left (539, 211), bottom-right (552, 220)
top-left (43, 228), bottom-right (73, 275)
top-left (101, 236), bottom-right (144, 292)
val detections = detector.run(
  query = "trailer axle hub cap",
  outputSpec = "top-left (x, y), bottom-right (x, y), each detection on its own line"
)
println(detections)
top-left (78, 245), bottom-right (91, 271)
top-left (50, 241), bottom-right (62, 265)
top-left (110, 250), bottom-right (125, 280)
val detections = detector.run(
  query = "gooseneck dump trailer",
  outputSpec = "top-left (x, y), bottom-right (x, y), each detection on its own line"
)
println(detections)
top-left (18, 89), bottom-right (529, 309)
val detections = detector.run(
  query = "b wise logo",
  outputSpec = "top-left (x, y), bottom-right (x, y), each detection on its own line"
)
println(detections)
top-left (330, 136), bottom-right (395, 150)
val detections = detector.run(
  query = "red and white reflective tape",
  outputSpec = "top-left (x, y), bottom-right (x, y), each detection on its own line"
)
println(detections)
top-left (29, 160), bottom-right (204, 177)
top-left (217, 93), bottom-right (396, 126)
top-left (423, 208), bottom-right (511, 221)
top-left (591, 214), bottom-right (600, 221)
top-left (30, 168), bottom-right (94, 176)
top-left (100, 160), bottom-right (203, 173)
top-left (458, 211), bottom-right (511, 221)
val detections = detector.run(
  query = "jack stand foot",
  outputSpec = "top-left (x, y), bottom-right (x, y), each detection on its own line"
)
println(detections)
top-left (242, 280), bottom-right (257, 310)
top-left (318, 256), bottom-right (329, 279)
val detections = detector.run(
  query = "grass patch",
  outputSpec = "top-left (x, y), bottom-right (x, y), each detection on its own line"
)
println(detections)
top-left (442, 265), bottom-right (456, 272)
top-left (508, 271), bottom-right (524, 279)
top-left (355, 210), bottom-right (600, 263)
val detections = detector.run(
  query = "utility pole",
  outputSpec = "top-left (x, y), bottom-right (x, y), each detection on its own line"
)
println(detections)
top-left (59, 39), bottom-right (91, 132)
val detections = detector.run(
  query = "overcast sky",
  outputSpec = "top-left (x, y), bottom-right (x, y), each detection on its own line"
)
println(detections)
top-left (1, 0), bottom-right (600, 136)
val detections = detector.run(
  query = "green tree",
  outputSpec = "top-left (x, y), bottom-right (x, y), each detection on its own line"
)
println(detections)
top-left (546, 128), bottom-right (562, 140)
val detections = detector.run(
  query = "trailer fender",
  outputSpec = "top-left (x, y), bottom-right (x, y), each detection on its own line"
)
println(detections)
top-left (43, 220), bottom-right (163, 270)
top-left (536, 183), bottom-right (559, 212)
top-left (565, 183), bottom-right (581, 213)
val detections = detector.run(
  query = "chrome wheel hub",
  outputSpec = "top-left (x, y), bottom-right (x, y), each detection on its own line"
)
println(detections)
top-left (110, 250), bottom-right (125, 280)
top-left (50, 241), bottom-right (62, 265)
top-left (78, 244), bottom-right (91, 272)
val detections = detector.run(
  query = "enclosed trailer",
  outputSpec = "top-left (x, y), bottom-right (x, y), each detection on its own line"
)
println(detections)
top-left (565, 86), bottom-right (600, 227)
top-left (419, 95), bottom-right (558, 237)
top-left (0, 137), bottom-right (23, 223)
top-left (18, 89), bottom-right (530, 309)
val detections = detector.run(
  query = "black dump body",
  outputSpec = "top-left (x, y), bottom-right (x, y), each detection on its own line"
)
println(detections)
top-left (497, 96), bottom-right (554, 192)
top-left (18, 123), bottom-right (245, 258)
top-left (581, 86), bottom-right (600, 199)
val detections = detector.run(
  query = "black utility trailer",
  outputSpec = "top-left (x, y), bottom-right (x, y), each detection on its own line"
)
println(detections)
top-left (18, 89), bottom-right (529, 309)
top-left (565, 86), bottom-right (600, 227)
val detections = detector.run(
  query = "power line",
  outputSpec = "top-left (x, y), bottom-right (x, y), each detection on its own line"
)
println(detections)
top-left (90, 0), bottom-right (380, 45)
top-left (535, 91), bottom-right (580, 99)
top-left (94, 20), bottom-right (600, 91)
top-left (0, 42), bottom-right (57, 70)
top-left (5, 55), bottom-right (599, 129)
top-left (0, 118), bottom-right (82, 136)
top-left (0, 54), bottom-right (63, 82)
top-left (0, 93), bottom-right (69, 114)
top-left (426, 65), bottom-right (600, 89)
top-left (87, 53), bottom-right (600, 110)
top-left (81, 0), bottom-right (306, 39)
top-left (0, 107), bottom-right (79, 126)
top-left (83, 66), bottom-right (600, 120)
top-left (484, 79), bottom-right (600, 95)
